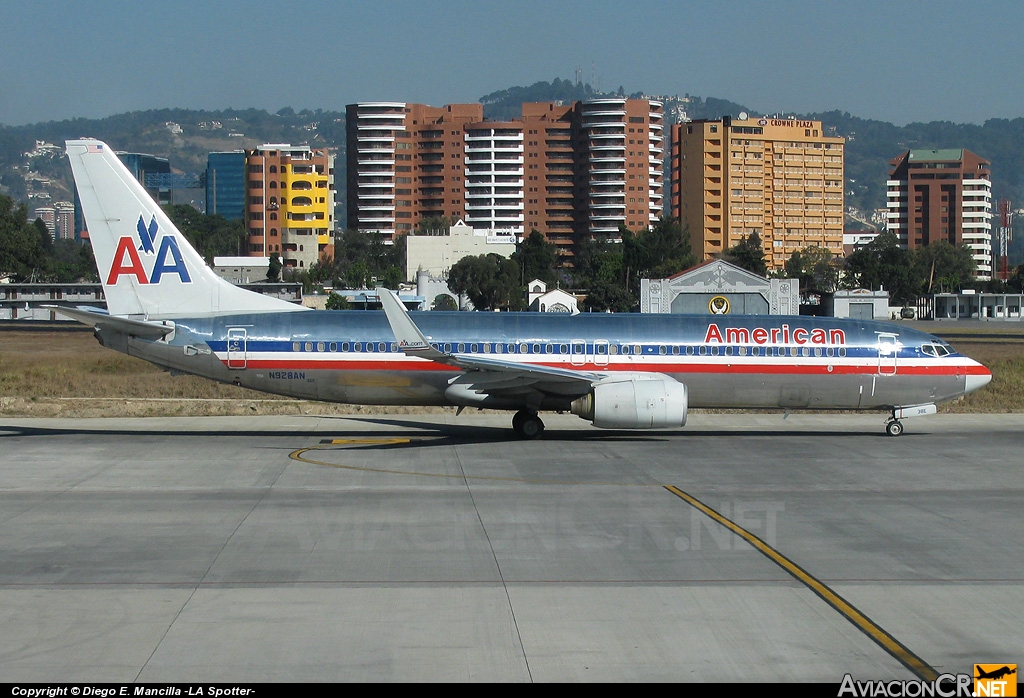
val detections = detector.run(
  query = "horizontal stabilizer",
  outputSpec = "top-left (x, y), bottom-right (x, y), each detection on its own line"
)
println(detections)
top-left (46, 305), bottom-right (174, 340)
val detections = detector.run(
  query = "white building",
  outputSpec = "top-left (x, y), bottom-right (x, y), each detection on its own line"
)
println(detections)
top-left (405, 220), bottom-right (516, 281)
top-left (527, 280), bottom-right (579, 314)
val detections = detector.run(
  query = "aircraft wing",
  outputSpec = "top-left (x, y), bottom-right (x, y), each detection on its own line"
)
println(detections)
top-left (376, 288), bottom-right (599, 399)
top-left (46, 305), bottom-right (174, 340)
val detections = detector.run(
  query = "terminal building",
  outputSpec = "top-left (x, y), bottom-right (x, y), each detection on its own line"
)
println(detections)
top-left (639, 259), bottom-right (799, 315)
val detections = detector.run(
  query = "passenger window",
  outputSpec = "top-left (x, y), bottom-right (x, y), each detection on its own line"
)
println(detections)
top-left (342, 342), bottom-right (350, 352)
top-left (304, 342), bottom-right (312, 352)
top-left (292, 342), bottom-right (300, 352)
top-left (672, 346), bottom-right (680, 355)
top-left (317, 342), bottom-right (325, 352)
top-left (659, 346), bottom-right (667, 355)
top-left (329, 342), bottom-right (337, 352)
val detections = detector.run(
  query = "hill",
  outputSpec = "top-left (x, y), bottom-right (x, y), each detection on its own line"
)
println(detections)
top-left (2, 80), bottom-right (1023, 258)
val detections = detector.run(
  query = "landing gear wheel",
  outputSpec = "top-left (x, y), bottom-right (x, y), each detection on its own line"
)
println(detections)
top-left (885, 419), bottom-right (904, 437)
top-left (512, 410), bottom-right (544, 440)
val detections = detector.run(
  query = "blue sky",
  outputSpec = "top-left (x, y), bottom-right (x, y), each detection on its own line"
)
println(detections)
top-left (2, 0), bottom-right (1022, 127)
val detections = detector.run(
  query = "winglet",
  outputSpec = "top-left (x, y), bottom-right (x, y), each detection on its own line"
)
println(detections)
top-left (376, 288), bottom-right (446, 360)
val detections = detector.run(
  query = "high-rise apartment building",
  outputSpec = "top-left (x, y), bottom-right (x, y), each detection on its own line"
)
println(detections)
top-left (346, 102), bottom-right (484, 240)
top-left (885, 149), bottom-right (992, 279)
top-left (206, 151), bottom-right (246, 220)
top-left (32, 206), bottom-right (57, 240)
top-left (575, 99), bottom-right (664, 243)
top-left (53, 201), bottom-right (74, 240)
top-left (244, 144), bottom-right (335, 269)
top-left (671, 116), bottom-right (845, 270)
top-left (464, 119), bottom-right (525, 239)
top-left (346, 99), bottom-right (665, 259)
top-left (521, 102), bottom-right (573, 251)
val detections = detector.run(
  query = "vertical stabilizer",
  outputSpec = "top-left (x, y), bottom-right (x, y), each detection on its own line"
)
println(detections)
top-left (66, 139), bottom-right (305, 317)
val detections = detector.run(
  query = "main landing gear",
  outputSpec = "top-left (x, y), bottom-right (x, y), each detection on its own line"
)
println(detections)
top-left (885, 415), bottom-right (904, 437)
top-left (512, 410), bottom-right (545, 439)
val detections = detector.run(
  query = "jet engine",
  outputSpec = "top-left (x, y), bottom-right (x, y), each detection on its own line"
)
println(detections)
top-left (570, 375), bottom-right (687, 429)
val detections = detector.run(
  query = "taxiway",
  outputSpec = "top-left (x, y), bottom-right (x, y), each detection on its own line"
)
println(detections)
top-left (0, 413), bottom-right (1020, 682)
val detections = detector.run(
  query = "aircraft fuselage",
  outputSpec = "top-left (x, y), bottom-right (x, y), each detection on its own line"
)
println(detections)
top-left (109, 310), bottom-right (985, 413)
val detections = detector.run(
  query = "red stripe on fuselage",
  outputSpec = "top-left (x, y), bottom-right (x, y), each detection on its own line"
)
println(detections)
top-left (225, 357), bottom-right (989, 377)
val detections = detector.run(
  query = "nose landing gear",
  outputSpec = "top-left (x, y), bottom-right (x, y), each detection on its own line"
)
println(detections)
top-left (885, 418), bottom-right (904, 437)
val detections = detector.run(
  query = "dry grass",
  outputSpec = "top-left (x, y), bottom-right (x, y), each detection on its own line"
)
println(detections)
top-left (1, 326), bottom-right (1022, 417)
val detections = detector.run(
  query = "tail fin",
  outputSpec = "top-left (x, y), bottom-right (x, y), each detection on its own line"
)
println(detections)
top-left (66, 139), bottom-right (304, 317)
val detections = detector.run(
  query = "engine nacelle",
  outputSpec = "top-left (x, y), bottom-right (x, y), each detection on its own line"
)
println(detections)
top-left (571, 376), bottom-right (688, 429)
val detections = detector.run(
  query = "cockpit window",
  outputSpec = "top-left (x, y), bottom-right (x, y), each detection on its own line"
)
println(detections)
top-left (922, 343), bottom-right (952, 357)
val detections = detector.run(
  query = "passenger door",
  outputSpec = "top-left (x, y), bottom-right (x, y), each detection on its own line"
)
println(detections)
top-left (227, 328), bottom-right (247, 369)
top-left (877, 332), bottom-right (898, 376)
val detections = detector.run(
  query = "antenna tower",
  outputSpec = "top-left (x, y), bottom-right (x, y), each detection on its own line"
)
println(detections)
top-left (998, 199), bottom-right (1012, 280)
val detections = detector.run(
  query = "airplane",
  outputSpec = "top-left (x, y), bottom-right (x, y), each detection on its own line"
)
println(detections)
top-left (975, 666), bottom-right (1016, 681)
top-left (57, 139), bottom-right (992, 439)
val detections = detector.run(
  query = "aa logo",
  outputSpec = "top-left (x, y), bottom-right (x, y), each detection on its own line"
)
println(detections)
top-left (106, 214), bottom-right (192, 285)
top-left (974, 664), bottom-right (1017, 697)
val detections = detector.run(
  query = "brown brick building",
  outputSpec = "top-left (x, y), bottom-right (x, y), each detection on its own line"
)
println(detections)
top-left (346, 99), bottom-right (664, 260)
top-left (885, 149), bottom-right (992, 278)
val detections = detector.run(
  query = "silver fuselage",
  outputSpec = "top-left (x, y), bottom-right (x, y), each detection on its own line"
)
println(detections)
top-left (100, 310), bottom-right (989, 413)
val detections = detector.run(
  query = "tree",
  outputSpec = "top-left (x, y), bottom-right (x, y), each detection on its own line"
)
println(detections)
top-left (0, 194), bottom-right (50, 281)
top-left (325, 292), bottom-right (350, 310)
top-left (625, 217), bottom-right (696, 284)
top-left (165, 204), bottom-right (245, 263)
top-left (843, 231), bottom-right (921, 304)
top-left (446, 254), bottom-right (524, 310)
top-left (267, 253), bottom-right (281, 282)
top-left (912, 240), bottom-right (976, 293)
top-left (333, 229), bottom-right (406, 288)
top-left (512, 229), bottom-right (557, 285)
top-left (784, 246), bottom-right (840, 295)
top-left (722, 232), bottom-right (767, 277)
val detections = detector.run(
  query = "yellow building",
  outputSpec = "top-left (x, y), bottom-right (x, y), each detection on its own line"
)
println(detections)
top-left (671, 116), bottom-right (844, 270)
top-left (245, 144), bottom-right (335, 270)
